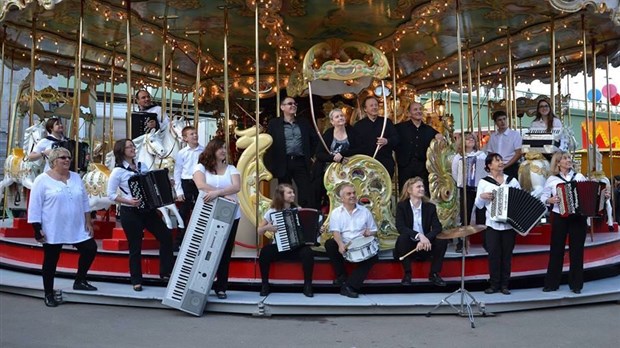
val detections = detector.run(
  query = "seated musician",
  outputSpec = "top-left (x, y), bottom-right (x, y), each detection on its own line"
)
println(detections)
top-left (539, 151), bottom-right (609, 294)
top-left (192, 137), bottom-right (241, 300)
top-left (475, 153), bottom-right (521, 295)
top-left (528, 99), bottom-right (567, 151)
top-left (257, 184), bottom-right (315, 297)
top-left (394, 177), bottom-right (448, 287)
top-left (28, 117), bottom-right (68, 172)
top-left (107, 139), bottom-right (174, 292)
top-left (135, 89), bottom-right (170, 129)
top-left (325, 183), bottom-right (378, 298)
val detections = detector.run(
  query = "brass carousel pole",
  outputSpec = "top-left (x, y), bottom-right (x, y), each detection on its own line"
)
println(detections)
top-left (275, 51), bottom-right (280, 118)
top-left (582, 14), bottom-right (590, 175)
top-left (194, 36), bottom-right (201, 129)
top-left (392, 52), bottom-right (397, 123)
top-left (109, 50), bottom-right (116, 148)
top-left (7, 50), bottom-right (14, 154)
top-left (160, 3), bottom-right (169, 122)
top-left (476, 54), bottom-right (482, 141)
top-left (253, 0), bottom-right (261, 261)
top-left (591, 39), bottom-right (597, 173)
top-left (29, 12), bottom-right (36, 126)
top-left (125, 1), bottom-right (132, 138)
top-left (506, 30), bottom-right (513, 128)
top-left (224, 6), bottom-right (231, 160)
top-left (168, 50), bottom-right (173, 117)
top-left (567, 74), bottom-right (572, 127)
top-left (71, 0), bottom-right (84, 172)
top-left (550, 18), bottom-right (556, 114)
top-left (605, 53), bottom-right (615, 222)
top-left (466, 46), bottom-right (474, 132)
top-left (101, 78), bottom-right (107, 160)
top-left (0, 26), bottom-right (6, 133)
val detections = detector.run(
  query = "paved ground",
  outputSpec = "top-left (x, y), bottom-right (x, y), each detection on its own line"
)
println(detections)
top-left (1, 292), bottom-right (618, 348)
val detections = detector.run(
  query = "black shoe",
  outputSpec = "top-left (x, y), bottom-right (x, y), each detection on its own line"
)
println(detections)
top-left (332, 275), bottom-right (346, 286)
top-left (133, 284), bottom-right (143, 292)
top-left (340, 285), bottom-right (359, 298)
top-left (428, 273), bottom-right (446, 287)
top-left (303, 284), bottom-right (314, 298)
top-left (259, 284), bottom-right (270, 297)
top-left (484, 287), bottom-right (498, 294)
top-left (455, 240), bottom-right (463, 253)
top-left (73, 280), bottom-right (97, 291)
top-left (44, 293), bottom-right (58, 307)
top-left (216, 291), bottom-right (227, 299)
top-left (542, 287), bottom-right (558, 292)
top-left (500, 287), bottom-right (511, 295)
top-left (571, 288), bottom-right (582, 294)
top-left (401, 274), bottom-right (412, 286)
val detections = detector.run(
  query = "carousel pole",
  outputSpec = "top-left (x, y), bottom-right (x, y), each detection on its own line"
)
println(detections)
top-left (392, 52), bottom-right (397, 123)
top-left (506, 30), bottom-right (513, 128)
top-left (101, 79), bottom-right (107, 160)
top-left (223, 5), bottom-right (231, 161)
top-left (582, 14), bottom-right (590, 175)
top-left (71, 0), bottom-right (84, 172)
top-left (0, 26), bottom-right (6, 133)
top-left (466, 46), bottom-right (474, 132)
top-left (168, 49), bottom-right (173, 117)
top-left (253, 0), bottom-right (261, 260)
top-left (275, 51), bottom-right (280, 118)
top-left (476, 53), bottom-right (482, 142)
top-left (605, 53), bottom-right (615, 222)
top-left (194, 36), bottom-right (201, 129)
top-left (567, 73), bottom-right (572, 127)
top-left (6, 50), bottom-right (14, 153)
top-left (550, 18), bottom-right (556, 115)
top-left (160, 3), bottom-right (169, 123)
top-left (591, 39), bottom-right (597, 172)
top-left (29, 12), bottom-right (36, 126)
top-left (109, 49), bottom-right (116, 149)
top-left (125, 1), bottom-right (132, 139)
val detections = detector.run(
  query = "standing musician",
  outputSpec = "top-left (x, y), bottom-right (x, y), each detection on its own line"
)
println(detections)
top-left (256, 184), bottom-right (315, 297)
top-left (394, 177), bottom-right (447, 287)
top-left (28, 148), bottom-right (98, 307)
top-left (325, 183), bottom-right (378, 298)
top-left (28, 117), bottom-right (68, 172)
top-left (539, 151), bottom-right (609, 294)
top-left (485, 110), bottom-right (522, 179)
top-left (192, 137), bottom-right (241, 300)
top-left (475, 153), bottom-right (521, 295)
top-left (107, 139), bottom-right (174, 292)
top-left (173, 126), bottom-right (204, 248)
top-left (135, 89), bottom-right (170, 129)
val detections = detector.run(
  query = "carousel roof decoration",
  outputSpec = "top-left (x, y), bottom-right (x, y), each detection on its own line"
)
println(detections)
top-left (0, 0), bottom-right (618, 96)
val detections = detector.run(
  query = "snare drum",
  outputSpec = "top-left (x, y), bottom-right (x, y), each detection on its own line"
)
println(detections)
top-left (344, 236), bottom-right (379, 263)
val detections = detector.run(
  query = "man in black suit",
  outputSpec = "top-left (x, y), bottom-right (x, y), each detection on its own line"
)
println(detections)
top-left (395, 101), bottom-right (443, 193)
top-left (265, 97), bottom-right (318, 208)
top-left (394, 177), bottom-right (448, 286)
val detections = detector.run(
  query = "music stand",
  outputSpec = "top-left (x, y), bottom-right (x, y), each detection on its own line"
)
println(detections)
top-left (425, 225), bottom-right (490, 328)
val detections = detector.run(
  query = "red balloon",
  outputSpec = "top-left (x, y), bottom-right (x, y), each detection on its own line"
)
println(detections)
top-left (611, 94), bottom-right (620, 106)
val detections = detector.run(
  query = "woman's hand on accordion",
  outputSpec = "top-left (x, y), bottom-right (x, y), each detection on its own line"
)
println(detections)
top-left (546, 196), bottom-right (559, 205)
top-left (480, 192), bottom-right (494, 201)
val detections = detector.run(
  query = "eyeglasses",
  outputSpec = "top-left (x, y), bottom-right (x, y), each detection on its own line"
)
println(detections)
top-left (282, 102), bottom-right (298, 106)
top-left (58, 156), bottom-right (72, 160)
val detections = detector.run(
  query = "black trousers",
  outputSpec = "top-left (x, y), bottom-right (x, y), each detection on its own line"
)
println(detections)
top-left (324, 238), bottom-right (377, 291)
top-left (278, 157), bottom-right (313, 208)
top-left (544, 213), bottom-right (587, 291)
top-left (42, 238), bottom-right (97, 295)
top-left (119, 207), bottom-right (173, 285)
top-left (503, 162), bottom-right (519, 180)
top-left (212, 218), bottom-right (240, 293)
top-left (259, 244), bottom-right (314, 286)
top-left (177, 179), bottom-right (199, 241)
top-left (398, 162), bottom-right (429, 195)
top-left (485, 227), bottom-right (516, 289)
top-left (394, 233), bottom-right (448, 276)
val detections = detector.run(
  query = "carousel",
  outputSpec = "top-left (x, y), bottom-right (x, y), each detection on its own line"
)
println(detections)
top-left (0, 0), bottom-right (619, 316)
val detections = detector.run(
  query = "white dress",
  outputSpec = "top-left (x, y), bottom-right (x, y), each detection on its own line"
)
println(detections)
top-left (27, 172), bottom-right (91, 244)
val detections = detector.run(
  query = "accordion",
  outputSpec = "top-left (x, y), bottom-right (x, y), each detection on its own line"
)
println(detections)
top-left (128, 169), bottom-right (174, 210)
top-left (270, 208), bottom-right (320, 252)
top-left (490, 186), bottom-right (547, 236)
top-left (522, 130), bottom-right (560, 154)
top-left (51, 139), bottom-right (89, 172)
top-left (556, 181), bottom-right (605, 217)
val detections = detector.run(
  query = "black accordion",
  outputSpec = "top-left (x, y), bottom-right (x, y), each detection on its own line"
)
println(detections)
top-left (270, 208), bottom-right (320, 252)
top-left (556, 181), bottom-right (605, 217)
top-left (128, 169), bottom-right (175, 210)
top-left (51, 139), bottom-right (89, 172)
top-left (490, 186), bottom-right (547, 236)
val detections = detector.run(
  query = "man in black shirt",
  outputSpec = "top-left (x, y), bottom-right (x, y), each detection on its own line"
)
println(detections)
top-left (353, 96), bottom-right (399, 178)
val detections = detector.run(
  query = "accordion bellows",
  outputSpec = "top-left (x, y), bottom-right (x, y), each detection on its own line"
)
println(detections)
top-left (490, 186), bottom-right (547, 236)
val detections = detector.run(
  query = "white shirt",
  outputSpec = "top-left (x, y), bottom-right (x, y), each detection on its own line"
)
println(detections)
top-left (475, 175), bottom-right (521, 231)
top-left (328, 203), bottom-right (378, 244)
top-left (27, 172), bottom-right (91, 244)
top-left (529, 117), bottom-right (567, 151)
top-left (107, 160), bottom-right (148, 205)
top-left (410, 201), bottom-right (423, 236)
top-left (33, 135), bottom-right (63, 172)
top-left (539, 170), bottom-right (587, 215)
top-left (486, 129), bottom-right (522, 165)
top-left (173, 144), bottom-right (204, 195)
top-left (193, 163), bottom-right (241, 219)
top-left (451, 150), bottom-right (487, 188)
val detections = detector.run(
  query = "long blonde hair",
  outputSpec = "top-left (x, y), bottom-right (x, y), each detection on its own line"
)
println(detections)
top-left (399, 177), bottom-right (430, 203)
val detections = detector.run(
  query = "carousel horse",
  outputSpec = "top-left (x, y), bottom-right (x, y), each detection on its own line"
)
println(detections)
top-left (518, 152), bottom-right (550, 199)
top-left (0, 121), bottom-right (46, 201)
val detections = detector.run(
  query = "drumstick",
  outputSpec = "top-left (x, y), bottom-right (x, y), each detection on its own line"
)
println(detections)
top-left (398, 245), bottom-right (422, 260)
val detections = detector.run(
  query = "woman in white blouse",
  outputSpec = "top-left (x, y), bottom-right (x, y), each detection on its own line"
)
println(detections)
top-left (107, 139), bottom-right (174, 292)
top-left (539, 151), bottom-right (608, 294)
top-left (529, 99), bottom-right (567, 151)
top-left (28, 148), bottom-right (98, 307)
top-left (193, 137), bottom-right (241, 299)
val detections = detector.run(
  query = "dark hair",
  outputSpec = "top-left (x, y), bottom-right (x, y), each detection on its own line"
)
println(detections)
top-left (45, 117), bottom-right (61, 134)
top-left (484, 152), bottom-right (503, 172)
top-left (181, 126), bottom-right (196, 137)
top-left (113, 138), bottom-right (133, 167)
top-left (362, 96), bottom-right (377, 109)
top-left (198, 137), bottom-right (225, 174)
top-left (135, 89), bottom-right (149, 99)
top-left (491, 110), bottom-right (507, 122)
top-left (270, 184), bottom-right (298, 211)
top-left (280, 96), bottom-right (295, 105)
top-left (534, 99), bottom-right (556, 132)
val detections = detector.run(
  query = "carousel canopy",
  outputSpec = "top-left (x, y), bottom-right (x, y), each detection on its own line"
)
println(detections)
top-left (1, 0), bottom-right (619, 96)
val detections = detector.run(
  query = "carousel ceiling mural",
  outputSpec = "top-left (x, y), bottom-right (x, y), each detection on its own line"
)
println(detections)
top-left (0, 0), bottom-right (619, 98)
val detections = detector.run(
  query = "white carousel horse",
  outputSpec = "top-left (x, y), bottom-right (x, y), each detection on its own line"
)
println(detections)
top-left (0, 121), bottom-right (46, 201)
top-left (518, 152), bottom-right (550, 199)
